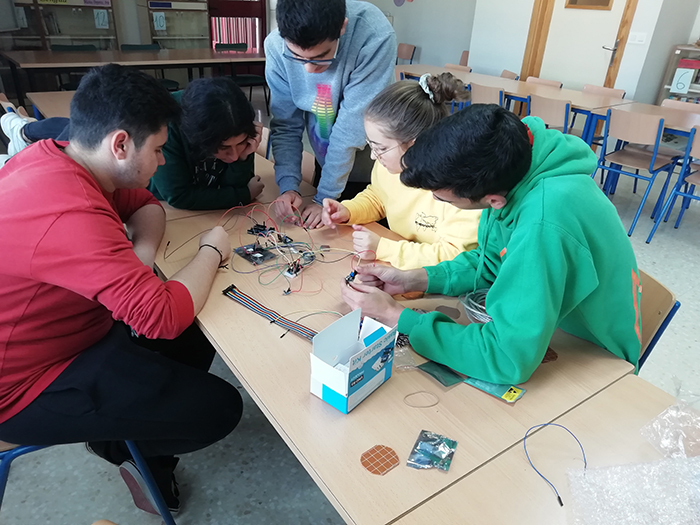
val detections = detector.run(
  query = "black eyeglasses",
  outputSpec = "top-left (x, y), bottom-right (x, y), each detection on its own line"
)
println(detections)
top-left (283, 41), bottom-right (339, 66)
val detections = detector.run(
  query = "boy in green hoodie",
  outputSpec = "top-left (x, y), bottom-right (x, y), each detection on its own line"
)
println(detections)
top-left (341, 104), bottom-right (642, 385)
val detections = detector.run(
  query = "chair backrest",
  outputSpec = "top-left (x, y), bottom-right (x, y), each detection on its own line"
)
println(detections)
top-left (661, 98), bottom-right (700, 114)
top-left (691, 126), bottom-right (700, 158)
top-left (526, 76), bottom-right (563, 88)
top-left (398, 71), bottom-right (421, 81)
top-left (470, 83), bottom-right (504, 106)
top-left (500, 69), bottom-right (519, 80)
top-left (639, 269), bottom-right (678, 364)
top-left (215, 43), bottom-right (248, 51)
top-left (459, 50), bottom-right (469, 66)
top-left (445, 63), bottom-right (472, 73)
top-left (608, 108), bottom-right (663, 146)
top-left (582, 84), bottom-right (625, 99)
top-left (257, 127), bottom-right (271, 159)
top-left (50, 44), bottom-right (97, 52)
top-left (121, 43), bottom-right (160, 52)
top-left (397, 43), bottom-right (416, 63)
top-left (528, 93), bottom-right (570, 130)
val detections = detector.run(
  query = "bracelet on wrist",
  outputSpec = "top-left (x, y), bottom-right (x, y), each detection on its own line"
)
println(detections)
top-left (199, 243), bottom-right (225, 268)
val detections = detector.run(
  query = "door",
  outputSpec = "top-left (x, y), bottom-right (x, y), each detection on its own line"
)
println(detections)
top-left (521, 0), bottom-right (638, 90)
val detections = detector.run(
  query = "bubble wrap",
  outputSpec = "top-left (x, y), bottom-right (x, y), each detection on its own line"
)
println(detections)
top-left (568, 456), bottom-right (700, 525)
top-left (641, 403), bottom-right (700, 459)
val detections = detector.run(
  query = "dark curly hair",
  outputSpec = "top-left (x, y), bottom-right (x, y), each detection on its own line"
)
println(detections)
top-left (180, 77), bottom-right (256, 159)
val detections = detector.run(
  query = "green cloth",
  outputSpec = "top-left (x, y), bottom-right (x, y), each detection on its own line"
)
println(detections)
top-left (148, 91), bottom-right (254, 210)
top-left (398, 116), bottom-right (642, 384)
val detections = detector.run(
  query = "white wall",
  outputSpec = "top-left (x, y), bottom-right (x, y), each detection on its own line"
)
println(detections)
top-left (615, 0), bottom-right (663, 100)
top-left (689, 3), bottom-right (700, 43)
top-left (367, 0), bottom-right (476, 67)
top-left (634, 0), bottom-right (700, 103)
top-left (539, 0), bottom-right (625, 90)
top-left (468, 0), bottom-right (535, 77)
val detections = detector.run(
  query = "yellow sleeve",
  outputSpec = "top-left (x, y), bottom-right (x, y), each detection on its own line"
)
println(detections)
top-left (374, 209), bottom-right (481, 270)
top-left (340, 162), bottom-right (386, 224)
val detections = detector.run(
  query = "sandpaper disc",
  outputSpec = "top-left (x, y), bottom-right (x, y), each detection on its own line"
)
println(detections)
top-left (360, 445), bottom-right (400, 476)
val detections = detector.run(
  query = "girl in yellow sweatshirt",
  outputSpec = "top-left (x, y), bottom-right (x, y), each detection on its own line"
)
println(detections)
top-left (321, 73), bottom-right (481, 269)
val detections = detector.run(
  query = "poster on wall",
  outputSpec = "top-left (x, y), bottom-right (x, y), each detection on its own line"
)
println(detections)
top-left (153, 11), bottom-right (166, 31)
top-left (93, 9), bottom-right (109, 29)
top-left (670, 68), bottom-right (693, 95)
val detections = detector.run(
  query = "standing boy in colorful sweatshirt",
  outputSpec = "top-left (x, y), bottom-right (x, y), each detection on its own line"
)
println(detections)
top-left (265, 0), bottom-right (396, 228)
top-left (341, 105), bottom-right (642, 385)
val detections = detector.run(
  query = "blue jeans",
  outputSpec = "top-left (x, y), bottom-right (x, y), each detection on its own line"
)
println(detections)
top-left (22, 117), bottom-right (71, 142)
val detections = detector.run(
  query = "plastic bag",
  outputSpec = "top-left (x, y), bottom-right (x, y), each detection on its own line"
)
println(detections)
top-left (641, 376), bottom-right (700, 458)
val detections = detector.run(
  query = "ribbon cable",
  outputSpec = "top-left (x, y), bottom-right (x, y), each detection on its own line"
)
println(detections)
top-left (222, 285), bottom-right (318, 341)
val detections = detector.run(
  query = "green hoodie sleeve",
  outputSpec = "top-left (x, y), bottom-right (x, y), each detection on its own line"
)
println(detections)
top-left (152, 127), bottom-right (253, 211)
top-left (398, 221), bottom-right (599, 385)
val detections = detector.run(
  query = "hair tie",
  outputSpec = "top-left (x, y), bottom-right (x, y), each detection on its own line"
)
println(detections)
top-left (523, 123), bottom-right (534, 145)
top-left (419, 74), bottom-right (435, 103)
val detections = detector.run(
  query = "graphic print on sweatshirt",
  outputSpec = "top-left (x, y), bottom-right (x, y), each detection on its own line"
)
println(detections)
top-left (309, 84), bottom-right (336, 160)
top-left (415, 211), bottom-right (438, 232)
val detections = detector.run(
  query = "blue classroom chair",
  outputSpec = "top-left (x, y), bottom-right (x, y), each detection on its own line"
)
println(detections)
top-left (646, 126), bottom-right (700, 243)
top-left (595, 108), bottom-right (681, 236)
top-left (638, 269), bottom-right (680, 370)
top-left (0, 440), bottom-right (176, 524)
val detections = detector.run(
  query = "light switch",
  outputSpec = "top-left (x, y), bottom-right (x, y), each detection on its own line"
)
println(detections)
top-left (628, 32), bottom-right (647, 45)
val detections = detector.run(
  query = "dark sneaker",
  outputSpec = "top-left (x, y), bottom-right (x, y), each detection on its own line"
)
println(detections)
top-left (119, 458), bottom-right (180, 515)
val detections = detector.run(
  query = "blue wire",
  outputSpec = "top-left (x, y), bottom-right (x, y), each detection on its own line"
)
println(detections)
top-left (523, 423), bottom-right (587, 507)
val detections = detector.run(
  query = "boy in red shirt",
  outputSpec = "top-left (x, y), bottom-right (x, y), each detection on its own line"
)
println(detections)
top-left (0, 64), bottom-right (241, 515)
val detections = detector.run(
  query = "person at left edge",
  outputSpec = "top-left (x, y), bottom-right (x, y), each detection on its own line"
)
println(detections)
top-left (0, 77), bottom-right (265, 210)
top-left (0, 65), bottom-right (242, 515)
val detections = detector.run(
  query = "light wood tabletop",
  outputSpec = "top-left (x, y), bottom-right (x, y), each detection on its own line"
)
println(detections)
top-left (1, 48), bottom-right (266, 69)
top-left (396, 64), bottom-right (633, 114)
top-left (154, 159), bottom-right (634, 524)
top-left (610, 102), bottom-right (700, 133)
top-left (394, 375), bottom-right (674, 525)
top-left (26, 91), bottom-right (73, 119)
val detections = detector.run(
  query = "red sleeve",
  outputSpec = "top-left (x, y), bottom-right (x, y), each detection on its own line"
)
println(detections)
top-left (112, 189), bottom-right (162, 223)
top-left (30, 206), bottom-right (194, 339)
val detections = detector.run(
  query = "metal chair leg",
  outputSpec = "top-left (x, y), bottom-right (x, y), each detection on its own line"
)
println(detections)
top-left (124, 441), bottom-right (176, 525)
top-left (675, 184), bottom-right (696, 228)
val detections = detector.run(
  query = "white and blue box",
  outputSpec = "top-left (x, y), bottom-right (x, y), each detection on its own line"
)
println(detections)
top-left (310, 309), bottom-right (397, 414)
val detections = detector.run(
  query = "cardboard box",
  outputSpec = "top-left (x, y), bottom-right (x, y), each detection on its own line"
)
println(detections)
top-left (310, 309), bottom-right (397, 414)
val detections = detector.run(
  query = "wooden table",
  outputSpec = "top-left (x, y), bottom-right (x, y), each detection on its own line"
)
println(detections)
top-left (26, 91), bottom-right (72, 119)
top-left (397, 64), bottom-right (634, 144)
top-left (610, 102), bottom-right (700, 135)
top-left (154, 162), bottom-right (634, 524)
top-left (397, 64), bottom-right (633, 114)
top-left (1, 48), bottom-right (266, 108)
top-left (394, 375), bottom-right (674, 524)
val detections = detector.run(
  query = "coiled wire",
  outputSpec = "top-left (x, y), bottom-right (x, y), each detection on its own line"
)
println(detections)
top-left (460, 288), bottom-right (491, 324)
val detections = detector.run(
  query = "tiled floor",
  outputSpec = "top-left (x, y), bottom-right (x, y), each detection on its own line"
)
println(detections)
top-left (1, 96), bottom-right (699, 524)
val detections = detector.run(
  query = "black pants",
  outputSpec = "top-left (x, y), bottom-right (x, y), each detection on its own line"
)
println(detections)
top-left (313, 146), bottom-right (374, 200)
top-left (0, 322), bottom-right (242, 465)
